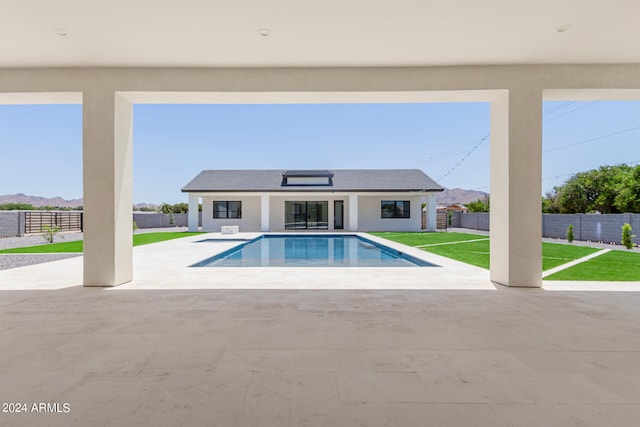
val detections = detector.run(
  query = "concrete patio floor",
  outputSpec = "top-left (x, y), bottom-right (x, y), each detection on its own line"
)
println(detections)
top-left (1, 234), bottom-right (640, 426)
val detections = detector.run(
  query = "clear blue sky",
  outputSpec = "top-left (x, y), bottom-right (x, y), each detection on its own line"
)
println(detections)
top-left (0, 101), bottom-right (638, 204)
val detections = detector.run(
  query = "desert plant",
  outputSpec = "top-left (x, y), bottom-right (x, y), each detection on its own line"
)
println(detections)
top-left (42, 224), bottom-right (60, 244)
top-left (133, 221), bottom-right (139, 233)
top-left (621, 223), bottom-right (635, 250)
top-left (159, 203), bottom-right (176, 226)
top-left (566, 224), bottom-right (574, 243)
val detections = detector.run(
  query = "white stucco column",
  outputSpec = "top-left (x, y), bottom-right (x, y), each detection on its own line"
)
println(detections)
top-left (349, 194), bottom-right (358, 231)
top-left (83, 91), bottom-right (133, 287)
top-left (426, 193), bottom-right (438, 232)
top-left (188, 193), bottom-right (199, 232)
top-left (261, 195), bottom-right (270, 232)
top-left (490, 89), bottom-right (542, 287)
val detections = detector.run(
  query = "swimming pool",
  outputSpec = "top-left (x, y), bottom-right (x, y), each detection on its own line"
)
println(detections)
top-left (192, 235), bottom-right (433, 267)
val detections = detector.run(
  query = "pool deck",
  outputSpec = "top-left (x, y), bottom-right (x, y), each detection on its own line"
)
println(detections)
top-left (1, 233), bottom-right (640, 426)
top-left (0, 232), bottom-right (496, 291)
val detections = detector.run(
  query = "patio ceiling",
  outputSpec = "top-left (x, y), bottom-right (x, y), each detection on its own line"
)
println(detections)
top-left (2, 0), bottom-right (639, 68)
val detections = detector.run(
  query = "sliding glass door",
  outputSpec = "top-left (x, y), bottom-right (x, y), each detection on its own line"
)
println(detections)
top-left (285, 201), bottom-right (328, 230)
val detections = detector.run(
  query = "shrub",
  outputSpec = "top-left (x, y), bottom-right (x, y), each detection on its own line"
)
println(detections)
top-left (42, 225), bottom-right (60, 244)
top-left (133, 221), bottom-right (139, 233)
top-left (621, 223), bottom-right (635, 250)
top-left (467, 197), bottom-right (490, 213)
top-left (566, 224), bottom-right (574, 243)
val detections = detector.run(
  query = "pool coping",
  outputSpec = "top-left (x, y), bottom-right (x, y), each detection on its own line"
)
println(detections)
top-left (190, 233), bottom-right (436, 268)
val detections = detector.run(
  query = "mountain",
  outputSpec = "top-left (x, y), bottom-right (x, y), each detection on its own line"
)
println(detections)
top-left (0, 194), bottom-right (157, 210)
top-left (437, 188), bottom-right (489, 205)
top-left (0, 193), bottom-right (83, 208)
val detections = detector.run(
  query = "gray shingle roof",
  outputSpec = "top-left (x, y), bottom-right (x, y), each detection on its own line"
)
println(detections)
top-left (182, 169), bottom-right (444, 192)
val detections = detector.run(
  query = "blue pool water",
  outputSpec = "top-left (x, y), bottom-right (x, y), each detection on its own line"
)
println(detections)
top-left (192, 235), bottom-right (433, 267)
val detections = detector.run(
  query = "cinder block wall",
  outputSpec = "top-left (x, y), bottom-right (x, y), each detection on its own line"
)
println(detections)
top-left (543, 214), bottom-right (583, 240)
top-left (460, 212), bottom-right (490, 231)
top-left (133, 212), bottom-right (202, 228)
top-left (458, 212), bottom-right (639, 244)
top-left (450, 211), bottom-right (462, 228)
top-left (0, 211), bottom-right (24, 237)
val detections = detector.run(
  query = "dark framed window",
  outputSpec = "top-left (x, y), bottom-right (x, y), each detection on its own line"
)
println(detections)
top-left (381, 201), bottom-right (410, 218)
top-left (213, 201), bottom-right (242, 219)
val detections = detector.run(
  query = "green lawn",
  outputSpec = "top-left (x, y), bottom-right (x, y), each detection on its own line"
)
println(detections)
top-left (0, 232), bottom-right (205, 254)
top-left (539, 244), bottom-right (600, 270)
top-left (372, 232), bottom-right (601, 271)
top-left (370, 231), bottom-right (488, 246)
top-left (545, 250), bottom-right (640, 281)
top-left (422, 239), bottom-right (491, 269)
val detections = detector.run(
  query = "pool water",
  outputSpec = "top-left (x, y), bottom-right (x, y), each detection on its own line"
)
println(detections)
top-left (192, 235), bottom-right (433, 267)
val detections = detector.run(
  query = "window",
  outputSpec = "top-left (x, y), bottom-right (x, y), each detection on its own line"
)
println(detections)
top-left (381, 201), bottom-right (410, 218)
top-left (281, 170), bottom-right (333, 186)
top-left (213, 201), bottom-right (242, 219)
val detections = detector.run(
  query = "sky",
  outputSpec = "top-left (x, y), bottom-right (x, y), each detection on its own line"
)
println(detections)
top-left (0, 100), bottom-right (638, 204)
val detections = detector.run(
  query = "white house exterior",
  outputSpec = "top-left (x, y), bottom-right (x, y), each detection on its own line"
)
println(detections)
top-left (182, 169), bottom-right (443, 233)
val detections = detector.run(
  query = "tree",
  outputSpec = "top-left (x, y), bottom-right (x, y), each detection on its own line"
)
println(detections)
top-left (546, 164), bottom-right (640, 214)
top-left (467, 197), bottom-right (490, 213)
top-left (171, 203), bottom-right (189, 213)
top-left (0, 203), bottom-right (36, 210)
top-left (615, 165), bottom-right (640, 213)
top-left (159, 203), bottom-right (176, 225)
top-left (158, 203), bottom-right (172, 214)
top-left (542, 192), bottom-right (559, 213)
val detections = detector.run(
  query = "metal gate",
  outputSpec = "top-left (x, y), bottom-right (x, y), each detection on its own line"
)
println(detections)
top-left (24, 211), bottom-right (83, 234)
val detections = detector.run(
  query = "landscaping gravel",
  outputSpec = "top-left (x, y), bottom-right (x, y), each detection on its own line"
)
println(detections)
top-left (0, 253), bottom-right (81, 271)
top-left (0, 227), bottom-right (190, 271)
top-left (0, 233), bottom-right (84, 270)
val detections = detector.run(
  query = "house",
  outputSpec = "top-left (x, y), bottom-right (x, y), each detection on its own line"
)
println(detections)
top-left (182, 169), bottom-right (444, 232)
top-left (446, 204), bottom-right (468, 213)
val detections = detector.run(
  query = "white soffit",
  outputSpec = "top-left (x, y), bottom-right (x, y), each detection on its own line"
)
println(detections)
top-left (120, 90), bottom-right (505, 104)
top-left (0, 92), bottom-right (82, 104)
top-left (1, 0), bottom-right (639, 68)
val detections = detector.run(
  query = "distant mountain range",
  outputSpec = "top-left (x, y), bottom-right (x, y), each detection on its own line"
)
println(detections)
top-left (437, 188), bottom-right (489, 205)
top-left (0, 194), bottom-right (157, 210)
top-left (0, 193), bottom-right (83, 208)
top-left (0, 188), bottom-right (488, 209)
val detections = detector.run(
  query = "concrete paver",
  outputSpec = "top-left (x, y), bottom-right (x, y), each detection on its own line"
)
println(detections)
top-left (0, 233), bottom-right (639, 426)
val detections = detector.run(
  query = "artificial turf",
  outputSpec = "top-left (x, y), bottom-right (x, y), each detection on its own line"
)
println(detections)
top-left (0, 232), bottom-right (205, 254)
top-left (539, 243), bottom-right (600, 270)
top-left (372, 232), bottom-right (603, 271)
top-left (370, 231), bottom-right (488, 246)
top-left (545, 250), bottom-right (640, 281)
top-left (422, 239), bottom-right (490, 269)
